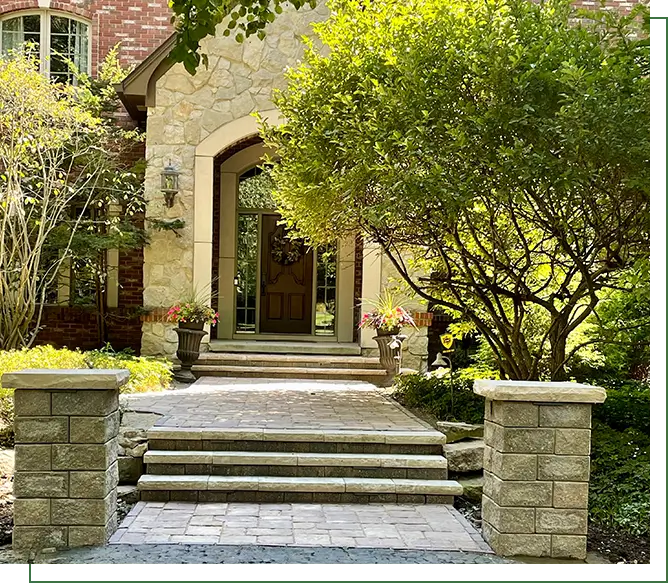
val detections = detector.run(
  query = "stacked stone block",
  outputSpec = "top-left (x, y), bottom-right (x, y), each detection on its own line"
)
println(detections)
top-left (4, 369), bottom-right (129, 551)
top-left (473, 380), bottom-right (606, 560)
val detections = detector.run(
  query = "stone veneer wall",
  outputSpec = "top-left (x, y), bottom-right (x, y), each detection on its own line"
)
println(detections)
top-left (474, 380), bottom-right (606, 560)
top-left (6, 369), bottom-right (128, 551)
top-left (141, 3), bottom-right (329, 356)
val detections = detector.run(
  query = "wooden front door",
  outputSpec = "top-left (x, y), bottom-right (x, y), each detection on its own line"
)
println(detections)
top-left (260, 214), bottom-right (313, 334)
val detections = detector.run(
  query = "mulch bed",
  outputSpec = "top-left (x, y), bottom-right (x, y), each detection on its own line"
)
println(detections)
top-left (587, 523), bottom-right (649, 564)
top-left (456, 496), bottom-right (650, 564)
top-left (0, 500), bottom-right (11, 547)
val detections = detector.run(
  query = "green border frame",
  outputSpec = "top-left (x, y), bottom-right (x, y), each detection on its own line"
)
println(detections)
top-left (650, 9), bottom-right (668, 568)
top-left (17, 9), bottom-right (668, 583)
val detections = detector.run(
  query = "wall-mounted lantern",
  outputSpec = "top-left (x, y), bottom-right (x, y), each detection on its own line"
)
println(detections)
top-left (161, 161), bottom-right (180, 207)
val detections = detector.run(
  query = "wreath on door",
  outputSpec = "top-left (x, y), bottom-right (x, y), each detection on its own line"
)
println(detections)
top-left (271, 232), bottom-right (304, 266)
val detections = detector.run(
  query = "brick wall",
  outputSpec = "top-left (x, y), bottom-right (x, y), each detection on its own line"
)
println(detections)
top-left (0, 1), bottom-right (169, 352)
top-left (0, 0), bottom-right (173, 74)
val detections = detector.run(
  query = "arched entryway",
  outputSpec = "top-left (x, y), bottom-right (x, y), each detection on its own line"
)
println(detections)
top-left (193, 112), bottom-right (357, 343)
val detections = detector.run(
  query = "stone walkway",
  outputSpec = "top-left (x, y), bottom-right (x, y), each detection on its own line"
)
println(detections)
top-left (110, 501), bottom-right (490, 552)
top-left (122, 378), bottom-right (432, 431)
top-left (1, 544), bottom-right (511, 564)
top-left (116, 378), bottom-right (490, 559)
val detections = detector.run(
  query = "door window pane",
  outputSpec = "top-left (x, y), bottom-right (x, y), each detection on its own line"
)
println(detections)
top-left (238, 167), bottom-right (277, 210)
top-left (315, 244), bottom-right (337, 336)
top-left (236, 214), bottom-right (259, 333)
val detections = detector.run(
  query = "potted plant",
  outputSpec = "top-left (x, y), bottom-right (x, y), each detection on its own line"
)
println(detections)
top-left (359, 291), bottom-right (417, 374)
top-left (167, 300), bottom-right (219, 382)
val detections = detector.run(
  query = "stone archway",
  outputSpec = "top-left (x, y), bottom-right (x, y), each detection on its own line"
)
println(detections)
top-left (191, 110), bottom-right (282, 315)
top-left (194, 110), bottom-right (356, 342)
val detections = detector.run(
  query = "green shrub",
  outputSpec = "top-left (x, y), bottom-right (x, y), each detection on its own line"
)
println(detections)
top-left (0, 345), bottom-right (172, 446)
top-left (393, 367), bottom-right (488, 424)
top-left (589, 421), bottom-right (650, 536)
top-left (85, 346), bottom-right (172, 394)
top-left (591, 377), bottom-right (650, 435)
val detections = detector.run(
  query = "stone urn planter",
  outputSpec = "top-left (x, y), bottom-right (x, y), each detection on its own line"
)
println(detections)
top-left (174, 320), bottom-right (207, 383)
top-left (373, 328), bottom-right (406, 374)
top-left (167, 299), bottom-right (219, 383)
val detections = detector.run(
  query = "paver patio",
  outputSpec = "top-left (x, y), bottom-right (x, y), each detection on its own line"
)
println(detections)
top-left (122, 377), bottom-right (432, 431)
top-left (111, 501), bottom-right (491, 552)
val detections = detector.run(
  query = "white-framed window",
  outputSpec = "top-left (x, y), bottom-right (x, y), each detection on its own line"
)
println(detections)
top-left (0, 10), bottom-right (90, 83)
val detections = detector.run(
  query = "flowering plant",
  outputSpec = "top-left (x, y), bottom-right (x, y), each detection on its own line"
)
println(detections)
top-left (358, 291), bottom-right (417, 333)
top-left (166, 302), bottom-right (219, 325)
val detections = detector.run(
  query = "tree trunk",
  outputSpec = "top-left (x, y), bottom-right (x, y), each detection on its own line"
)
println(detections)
top-left (549, 318), bottom-right (568, 381)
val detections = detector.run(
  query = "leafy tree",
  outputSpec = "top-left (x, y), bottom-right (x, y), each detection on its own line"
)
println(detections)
top-left (0, 50), bottom-right (146, 350)
top-left (44, 49), bottom-right (148, 346)
top-left (261, 0), bottom-right (649, 380)
top-left (169, 0), bottom-right (315, 74)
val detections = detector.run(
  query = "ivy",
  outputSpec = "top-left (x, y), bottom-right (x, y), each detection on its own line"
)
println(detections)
top-left (148, 217), bottom-right (186, 237)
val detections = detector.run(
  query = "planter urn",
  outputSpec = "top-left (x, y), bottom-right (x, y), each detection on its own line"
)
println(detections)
top-left (373, 328), bottom-right (407, 375)
top-left (174, 320), bottom-right (207, 383)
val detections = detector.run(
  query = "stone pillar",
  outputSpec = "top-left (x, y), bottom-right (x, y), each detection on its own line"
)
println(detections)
top-left (473, 379), bottom-right (606, 560)
top-left (3, 369), bottom-right (129, 551)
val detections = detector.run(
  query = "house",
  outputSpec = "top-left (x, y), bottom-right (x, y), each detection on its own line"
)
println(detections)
top-left (114, 4), bottom-right (439, 375)
top-left (1, 0), bottom-right (642, 372)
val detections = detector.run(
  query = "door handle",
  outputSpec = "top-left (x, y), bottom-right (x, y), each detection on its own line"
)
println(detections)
top-left (261, 275), bottom-right (266, 296)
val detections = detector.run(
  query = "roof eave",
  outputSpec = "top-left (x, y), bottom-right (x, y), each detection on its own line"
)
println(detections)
top-left (116, 33), bottom-right (178, 122)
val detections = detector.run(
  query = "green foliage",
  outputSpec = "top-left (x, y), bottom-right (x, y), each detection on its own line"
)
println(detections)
top-left (0, 345), bottom-right (172, 446)
top-left (262, 0), bottom-right (649, 381)
top-left (169, 0), bottom-right (315, 74)
top-left (572, 260), bottom-right (650, 380)
top-left (393, 368), bottom-right (491, 424)
top-left (85, 345), bottom-right (173, 394)
top-left (592, 377), bottom-right (650, 435)
top-left (589, 421), bottom-right (649, 536)
top-left (238, 170), bottom-right (277, 209)
top-left (581, 376), bottom-right (650, 536)
top-left (0, 48), bottom-right (148, 347)
top-left (42, 47), bottom-right (148, 309)
top-left (148, 218), bottom-right (186, 237)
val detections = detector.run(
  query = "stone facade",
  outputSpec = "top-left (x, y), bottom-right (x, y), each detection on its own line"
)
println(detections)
top-left (5, 369), bottom-right (128, 551)
top-left (142, 4), bottom-right (330, 356)
top-left (473, 380), bottom-right (606, 560)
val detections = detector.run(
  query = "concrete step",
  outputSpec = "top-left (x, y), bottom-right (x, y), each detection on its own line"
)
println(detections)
top-left (144, 450), bottom-right (448, 480)
top-left (137, 474), bottom-right (462, 504)
top-left (191, 364), bottom-right (389, 383)
top-left (209, 340), bottom-right (361, 356)
top-left (148, 427), bottom-right (446, 456)
top-left (197, 352), bottom-right (384, 370)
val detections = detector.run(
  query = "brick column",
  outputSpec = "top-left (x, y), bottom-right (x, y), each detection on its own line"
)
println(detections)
top-left (473, 380), bottom-right (606, 560)
top-left (3, 369), bottom-right (129, 551)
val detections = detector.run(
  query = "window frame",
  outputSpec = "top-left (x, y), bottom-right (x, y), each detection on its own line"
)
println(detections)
top-left (0, 9), bottom-right (92, 80)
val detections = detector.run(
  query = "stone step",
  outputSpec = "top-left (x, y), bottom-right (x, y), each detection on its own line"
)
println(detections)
top-left (191, 364), bottom-right (389, 383)
top-left (209, 340), bottom-right (361, 356)
top-left (197, 352), bottom-right (384, 370)
top-left (436, 421), bottom-right (484, 443)
top-left (148, 427), bottom-right (446, 456)
top-left (137, 474), bottom-right (462, 504)
top-left (144, 450), bottom-right (448, 480)
top-left (442, 440), bottom-right (484, 474)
